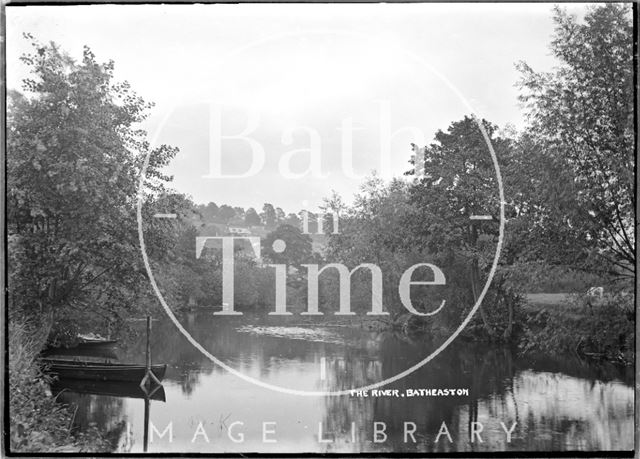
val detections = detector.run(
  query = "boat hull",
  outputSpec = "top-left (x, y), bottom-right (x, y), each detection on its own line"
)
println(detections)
top-left (51, 379), bottom-right (166, 401)
top-left (42, 359), bottom-right (167, 383)
top-left (42, 345), bottom-right (118, 360)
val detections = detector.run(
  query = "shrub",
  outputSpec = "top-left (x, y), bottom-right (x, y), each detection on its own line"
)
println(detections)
top-left (518, 293), bottom-right (634, 363)
top-left (9, 315), bottom-right (112, 452)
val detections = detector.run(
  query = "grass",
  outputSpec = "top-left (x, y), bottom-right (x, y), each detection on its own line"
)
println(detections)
top-left (523, 292), bottom-right (588, 317)
top-left (524, 293), bottom-right (573, 307)
top-left (523, 292), bottom-right (602, 320)
top-left (518, 291), bottom-right (634, 364)
top-left (8, 314), bottom-right (112, 453)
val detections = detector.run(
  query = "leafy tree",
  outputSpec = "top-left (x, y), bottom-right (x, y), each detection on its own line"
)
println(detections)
top-left (497, 132), bottom-right (599, 285)
top-left (233, 206), bottom-right (245, 219)
top-left (275, 207), bottom-right (286, 223)
top-left (261, 203), bottom-right (276, 227)
top-left (517, 4), bottom-right (634, 278)
top-left (7, 38), bottom-right (178, 339)
top-left (298, 210), bottom-right (314, 233)
top-left (284, 212), bottom-right (301, 229)
top-left (262, 224), bottom-right (312, 269)
top-left (217, 205), bottom-right (235, 223)
top-left (324, 176), bottom-right (429, 321)
top-left (406, 117), bottom-right (518, 339)
top-left (200, 202), bottom-right (219, 221)
top-left (147, 193), bottom-right (219, 308)
top-left (244, 207), bottom-right (261, 226)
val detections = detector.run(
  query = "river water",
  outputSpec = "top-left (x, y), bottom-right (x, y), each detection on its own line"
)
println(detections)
top-left (53, 312), bottom-right (634, 454)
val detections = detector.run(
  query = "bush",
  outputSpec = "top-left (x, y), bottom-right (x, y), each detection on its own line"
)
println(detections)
top-left (518, 293), bottom-right (634, 364)
top-left (9, 315), bottom-right (112, 452)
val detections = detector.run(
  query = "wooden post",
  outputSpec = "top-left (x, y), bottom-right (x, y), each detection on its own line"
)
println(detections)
top-left (146, 315), bottom-right (151, 376)
top-left (143, 395), bottom-right (150, 453)
top-left (140, 315), bottom-right (162, 392)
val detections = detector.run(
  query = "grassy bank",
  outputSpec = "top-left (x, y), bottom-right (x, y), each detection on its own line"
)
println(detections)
top-left (8, 316), bottom-right (112, 453)
top-left (518, 293), bottom-right (634, 365)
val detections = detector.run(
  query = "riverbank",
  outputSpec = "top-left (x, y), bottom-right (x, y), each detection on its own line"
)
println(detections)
top-left (8, 318), bottom-right (113, 453)
top-left (9, 292), bottom-right (633, 453)
top-left (58, 312), bottom-right (636, 453)
top-left (200, 294), bottom-right (635, 365)
top-left (518, 293), bottom-right (634, 365)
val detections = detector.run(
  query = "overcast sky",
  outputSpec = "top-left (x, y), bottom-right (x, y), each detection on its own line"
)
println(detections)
top-left (6, 3), bottom-right (591, 213)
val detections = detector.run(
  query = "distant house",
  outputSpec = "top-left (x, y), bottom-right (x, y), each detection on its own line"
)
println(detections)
top-left (227, 216), bottom-right (245, 227)
top-left (228, 226), bottom-right (251, 235)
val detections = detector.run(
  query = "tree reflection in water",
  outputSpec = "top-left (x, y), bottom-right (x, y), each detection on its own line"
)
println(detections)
top-left (58, 313), bottom-right (633, 453)
top-left (321, 343), bottom-right (633, 452)
top-left (55, 391), bottom-right (128, 452)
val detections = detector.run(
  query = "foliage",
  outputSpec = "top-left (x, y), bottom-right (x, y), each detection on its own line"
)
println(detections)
top-left (9, 315), bottom-right (113, 452)
top-left (285, 212), bottom-right (301, 228)
top-left (196, 202), bottom-right (219, 221)
top-left (149, 193), bottom-right (223, 308)
top-left (261, 203), bottom-right (277, 227)
top-left (323, 176), bottom-right (423, 319)
top-left (517, 4), bottom-right (635, 277)
top-left (406, 116), bottom-right (520, 340)
top-left (7, 37), bottom-right (177, 341)
top-left (262, 224), bottom-right (313, 268)
top-left (217, 204), bottom-right (236, 223)
top-left (508, 263), bottom-right (611, 294)
top-left (518, 293), bottom-right (634, 364)
top-left (244, 207), bottom-right (261, 226)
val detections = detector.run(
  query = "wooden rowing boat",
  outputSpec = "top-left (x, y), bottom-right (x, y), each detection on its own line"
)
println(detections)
top-left (42, 358), bottom-right (167, 383)
top-left (51, 379), bottom-right (166, 401)
top-left (42, 345), bottom-right (119, 360)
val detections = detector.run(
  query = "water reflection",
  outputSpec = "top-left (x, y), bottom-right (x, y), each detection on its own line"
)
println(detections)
top-left (55, 312), bottom-right (633, 453)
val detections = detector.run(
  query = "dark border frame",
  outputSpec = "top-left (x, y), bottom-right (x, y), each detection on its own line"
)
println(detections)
top-left (1, 2), bottom-right (637, 458)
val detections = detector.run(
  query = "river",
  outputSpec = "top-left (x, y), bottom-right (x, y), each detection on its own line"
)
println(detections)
top-left (53, 312), bottom-right (634, 453)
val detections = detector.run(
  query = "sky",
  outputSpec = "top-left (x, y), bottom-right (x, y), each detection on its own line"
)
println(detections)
top-left (6, 3), bottom-right (592, 213)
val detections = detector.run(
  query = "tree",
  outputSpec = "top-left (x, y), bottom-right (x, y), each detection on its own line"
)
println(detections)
top-left (261, 203), bottom-right (276, 227)
top-left (284, 213), bottom-right (301, 229)
top-left (324, 176), bottom-right (426, 321)
top-left (262, 224), bottom-right (312, 269)
top-left (498, 132), bottom-right (596, 271)
top-left (217, 205), bottom-right (235, 223)
top-left (200, 202), bottom-right (219, 221)
top-left (406, 117), bottom-right (517, 339)
top-left (244, 207), bottom-right (261, 226)
top-left (7, 38), bottom-right (178, 339)
top-left (233, 206), bottom-right (245, 219)
top-left (275, 207), bottom-right (286, 223)
top-left (149, 193), bottom-right (213, 307)
top-left (517, 4), bottom-right (634, 278)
